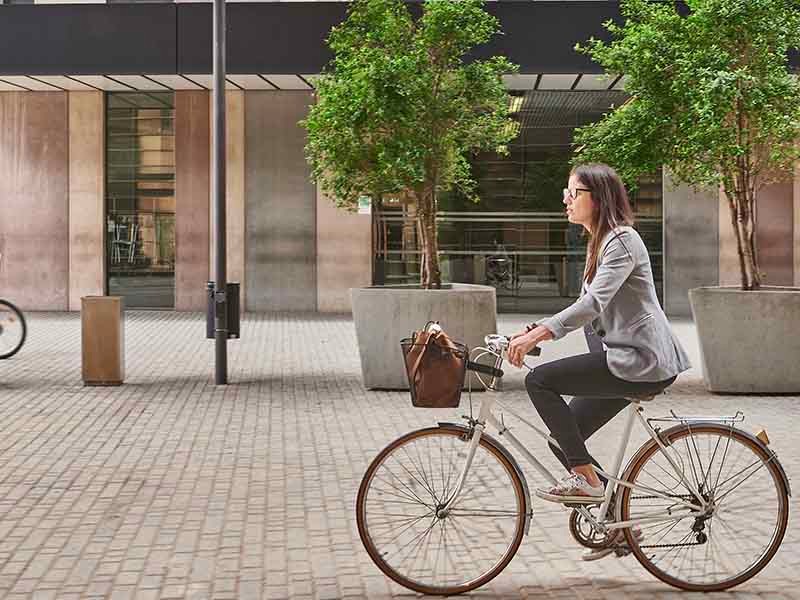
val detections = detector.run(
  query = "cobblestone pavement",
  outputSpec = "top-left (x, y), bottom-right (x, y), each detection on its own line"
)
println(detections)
top-left (0, 311), bottom-right (797, 600)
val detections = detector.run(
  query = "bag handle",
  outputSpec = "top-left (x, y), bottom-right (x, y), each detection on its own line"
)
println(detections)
top-left (408, 332), bottom-right (435, 383)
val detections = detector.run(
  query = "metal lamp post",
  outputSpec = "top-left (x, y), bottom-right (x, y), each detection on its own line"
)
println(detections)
top-left (212, 0), bottom-right (228, 384)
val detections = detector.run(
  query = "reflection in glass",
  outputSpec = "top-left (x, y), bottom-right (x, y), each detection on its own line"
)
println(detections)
top-left (373, 90), bottom-right (664, 314)
top-left (106, 92), bottom-right (175, 308)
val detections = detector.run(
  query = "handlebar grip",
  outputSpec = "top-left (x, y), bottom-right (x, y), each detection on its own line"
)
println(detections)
top-left (466, 361), bottom-right (504, 379)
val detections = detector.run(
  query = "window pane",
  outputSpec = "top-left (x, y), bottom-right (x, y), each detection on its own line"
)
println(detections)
top-left (373, 90), bottom-right (665, 314)
top-left (106, 92), bottom-right (176, 308)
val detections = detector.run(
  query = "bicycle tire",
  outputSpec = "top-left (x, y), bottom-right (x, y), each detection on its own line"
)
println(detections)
top-left (0, 299), bottom-right (27, 359)
top-left (620, 423), bottom-right (789, 591)
top-left (356, 426), bottom-right (527, 595)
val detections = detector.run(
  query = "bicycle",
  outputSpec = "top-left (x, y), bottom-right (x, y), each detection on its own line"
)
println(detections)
top-left (356, 334), bottom-right (791, 594)
top-left (485, 244), bottom-right (522, 292)
top-left (0, 253), bottom-right (26, 359)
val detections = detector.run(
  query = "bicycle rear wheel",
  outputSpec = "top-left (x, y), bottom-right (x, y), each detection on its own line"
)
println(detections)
top-left (0, 300), bottom-right (26, 359)
top-left (620, 424), bottom-right (789, 591)
top-left (356, 426), bottom-right (527, 595)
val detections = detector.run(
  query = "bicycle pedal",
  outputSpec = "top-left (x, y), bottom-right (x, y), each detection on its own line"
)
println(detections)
top-left (614, 545), bottom-right (633, 557)
top-left (564, 501), bottom-right (602, 509)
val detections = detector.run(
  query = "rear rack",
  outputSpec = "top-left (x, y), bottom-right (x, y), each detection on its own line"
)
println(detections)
top-left (648, 410), bottom-right (745, 426)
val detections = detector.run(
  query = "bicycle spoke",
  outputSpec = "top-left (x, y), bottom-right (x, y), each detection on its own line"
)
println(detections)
top-left (638, 517), bottom-right (685, 538)
top-left (621, 428), bottom-right (787, 591)
top-left (368, 511), bottom-right (433, 536)
top-left (392, 515), bottom-right (440, 575)
top-left (448, 509), bottom-right (520, 518)
top-left (700, 433), bottom-right (723, 491)
top-left (393, 447), bottom-right (440, 504)
top-left (687, 425), bottom-right (708, 489)
top-left (367, 497), bottom-right (430, 507)
top-left (682, 426), bottom-right (702, 491)
top-left (376, 467), bottom-right (433, 507)
top-left (653, 529), bottom-right (694, 570)
top-left (370, 474), bottom-right (431, 507)
top-left (441, 439), bottom-right (459, 501)
top-left (641, 462), bottom-right (683, 493)
top-left (713, 458), bottom-right (770, 505)
top-left (359, 429), bottom-right (524, 593)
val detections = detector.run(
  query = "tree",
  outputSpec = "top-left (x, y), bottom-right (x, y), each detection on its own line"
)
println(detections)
top-left (573, 0), bottom-right (800, 290)
top-left (302, 0), bottom-right (517, 288)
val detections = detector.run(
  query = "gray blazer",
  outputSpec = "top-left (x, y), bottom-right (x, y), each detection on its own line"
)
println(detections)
top-left (540, 226), bottom-right (691, 382)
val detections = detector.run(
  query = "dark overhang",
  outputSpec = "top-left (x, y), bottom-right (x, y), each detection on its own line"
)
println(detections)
top-left (0, 2), bottom-right (622, 76)
top-left (0, 2), bottom-right (796, 79)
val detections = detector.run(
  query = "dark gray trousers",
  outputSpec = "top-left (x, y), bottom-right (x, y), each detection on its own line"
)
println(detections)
top-left (525, 344), bottom-right (676, 478)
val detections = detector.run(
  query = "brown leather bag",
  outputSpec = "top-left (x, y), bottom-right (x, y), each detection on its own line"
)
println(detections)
top-left (401, 324), bottom-right (468, 408)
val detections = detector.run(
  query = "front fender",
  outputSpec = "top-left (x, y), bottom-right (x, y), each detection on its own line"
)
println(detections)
top-left (437, 421), bottom-right (534, 535)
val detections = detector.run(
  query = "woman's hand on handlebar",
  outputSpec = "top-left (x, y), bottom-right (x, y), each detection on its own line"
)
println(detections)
top-left (508, 325), bottom-right (554, 368)
top-left (508, 329), bottom-right (529, 342)
top-left (507, 332), bottom-right (538, 368)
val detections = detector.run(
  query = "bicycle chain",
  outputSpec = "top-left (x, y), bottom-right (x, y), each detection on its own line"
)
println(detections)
top-left (639, 541), bottom-right (705, 549)
top-left (630, 494), bottom-right (696, 501)
top-left (627, 494), bottom-right (707, 548)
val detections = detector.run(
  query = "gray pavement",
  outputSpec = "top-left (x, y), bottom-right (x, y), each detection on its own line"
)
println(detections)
top-left (0, 311), bottom-right (797, 600)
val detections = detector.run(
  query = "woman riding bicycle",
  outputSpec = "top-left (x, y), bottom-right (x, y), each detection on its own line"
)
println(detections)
top-left (508, 163), bottom-right (691, 506)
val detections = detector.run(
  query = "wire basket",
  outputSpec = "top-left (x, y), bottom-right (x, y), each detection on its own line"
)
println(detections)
top-left (401, 333), bottom-right (468, 408)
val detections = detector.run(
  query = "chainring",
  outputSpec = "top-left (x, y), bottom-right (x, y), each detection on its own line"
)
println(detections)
top-left (569, 506), bottom-right (618, 549)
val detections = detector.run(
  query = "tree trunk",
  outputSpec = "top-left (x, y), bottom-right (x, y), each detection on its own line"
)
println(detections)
top-left (747, 185), bottom-right (761, 287)
top-left (725, 183), bottom-right (760, 290)
top-left (416, 185), bottom-right (442, 289)
top-left (416, 216), bottom-right (427, 287)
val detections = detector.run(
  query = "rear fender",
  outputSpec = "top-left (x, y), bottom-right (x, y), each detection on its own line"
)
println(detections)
top-left (621, 422), bottom-right (791, 497)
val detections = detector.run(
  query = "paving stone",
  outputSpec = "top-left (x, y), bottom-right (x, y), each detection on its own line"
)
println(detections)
top-left (0, 312), bottom-right (795, 599)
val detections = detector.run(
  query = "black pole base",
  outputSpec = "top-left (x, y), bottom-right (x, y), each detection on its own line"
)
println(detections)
top-left (214, 330), bottom-right (228, 385)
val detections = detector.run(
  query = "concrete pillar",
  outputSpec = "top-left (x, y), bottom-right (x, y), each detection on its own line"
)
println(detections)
top-left (720, 177), bottom-right (795, 288)
top-left (209, 91), bottom-right (246, 312)
top-left (245, 91), bottom-right (317, 312)
top-left (0, 92), bottom-right (69, 310)
top-left (68, 92), bottom-right (105, 310)
top-left (316, 189), bottom-right (372, 313)
top-left (175, 91), bottom-right (211, 311)
top-left (755, 180), bottom-right (794, 286)
top-left (663, 169), bottom-right (719, 316)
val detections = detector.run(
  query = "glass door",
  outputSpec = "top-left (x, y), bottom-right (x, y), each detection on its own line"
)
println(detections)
top-left (373, 90), bottom-right (665, 313)
top-left (106, 92), bottom-right (175, 308)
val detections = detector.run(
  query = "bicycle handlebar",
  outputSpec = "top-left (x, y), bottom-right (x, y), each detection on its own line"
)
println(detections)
top-left (484, 334), bottom-right (542, 357)
top-left (465, 334), bottom-right (541, 385)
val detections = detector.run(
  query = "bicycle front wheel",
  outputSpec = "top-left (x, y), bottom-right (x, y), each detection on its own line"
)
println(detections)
top-left (356, 426), bottom-right (527, 595)
top-left (0, 300), bottom-right (26, 359)
top-left (620, 424), bottom-right (789, 591)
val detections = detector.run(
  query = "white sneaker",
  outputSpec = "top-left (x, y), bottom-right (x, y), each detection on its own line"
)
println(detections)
top-left (581, 529), bottom-right (643, 562)
top-left (535, 473), bottom-right (604, 504)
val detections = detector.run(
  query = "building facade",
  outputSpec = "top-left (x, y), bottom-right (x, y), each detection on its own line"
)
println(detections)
top-left (0, 1), bottom-right (798, 316)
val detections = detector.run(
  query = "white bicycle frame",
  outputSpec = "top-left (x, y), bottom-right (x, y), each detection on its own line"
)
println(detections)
top-left (441, 336), bottom-right (714, 534)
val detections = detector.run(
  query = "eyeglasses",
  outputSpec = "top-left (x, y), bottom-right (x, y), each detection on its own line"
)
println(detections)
top-left (563, 187), bottom-right (591, 200)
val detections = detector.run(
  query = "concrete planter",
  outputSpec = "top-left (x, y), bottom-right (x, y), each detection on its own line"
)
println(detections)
top-left (689, 286), bottom-right (800, 393)
top-left (350, 284), bottom-right (497, 390)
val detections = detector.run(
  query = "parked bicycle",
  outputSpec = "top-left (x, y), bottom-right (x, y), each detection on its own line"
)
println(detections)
top-left (485, 243), bottom-right (521, 292)
top-left (357, 334), bottom-right (790, 594)
top-left (0, 253), bottom-right (27, 359)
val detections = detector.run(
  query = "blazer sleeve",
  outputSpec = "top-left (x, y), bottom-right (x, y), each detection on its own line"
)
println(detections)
top-left (539, 234), bottom-right (635, 340)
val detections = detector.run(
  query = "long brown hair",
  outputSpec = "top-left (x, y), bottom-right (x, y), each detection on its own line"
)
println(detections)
top-left (571, 163), bottom-right (635, 283)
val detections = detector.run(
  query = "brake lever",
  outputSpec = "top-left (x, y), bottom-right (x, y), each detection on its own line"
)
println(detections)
top-left (502, 335), bottom-right (542, 356)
